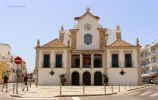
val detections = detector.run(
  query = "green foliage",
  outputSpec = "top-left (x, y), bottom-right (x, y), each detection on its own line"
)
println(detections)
top-left (59, 74), bottom-right (66, 85)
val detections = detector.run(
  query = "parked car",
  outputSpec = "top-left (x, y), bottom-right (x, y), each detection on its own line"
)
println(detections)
top-left (152, 78), bottom-right (158, 84)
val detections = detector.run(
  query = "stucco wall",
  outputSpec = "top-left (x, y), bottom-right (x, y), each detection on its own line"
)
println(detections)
top-left (0, 44), bottom-right (11, 60)
top-left (38, 68), bottom-right (67, 86)
top-left (75, 15), bottom-right (101, 50)
top-left (107, 49), bottom-right (138, 68)
top-left (107, 68), bottom-right (138, 85)
top-left (38, 50), bottom-right (67, 68)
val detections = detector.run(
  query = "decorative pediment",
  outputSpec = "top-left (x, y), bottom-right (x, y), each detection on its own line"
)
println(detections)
top-left (74, 9), bottom-right (100, 21)
top-left (109, 39), bottom-right (134, 47)
top-left (41, 38), bottom-right (66, 48)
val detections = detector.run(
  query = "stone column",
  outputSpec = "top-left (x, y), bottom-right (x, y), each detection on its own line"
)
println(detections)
top-left (80, 71), bottom-right (83, 85)
top-left (35, 48), bottom-right (40, 68)
top-left (66, 51), bottom-right (71, 85)
top-left (103, 50), bottom-right (107, 75)
top-left (120, 50), bottom-right (124, 67)
top-left (80, 54), bottom-right (83, 70)
top-left (35, 48), bottom-right (40, 86)
top-left (51, 51), bottom-right (54, 68)
top-left (91, 53), bottom-right (94, 69)
top-left (91, 71), bottom-right (94, 85)
top-left (137, 48), bottom-right (142, 84)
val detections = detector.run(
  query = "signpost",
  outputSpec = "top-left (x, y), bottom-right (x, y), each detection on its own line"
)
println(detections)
top-left (14, 56), bottom-right (22, 94)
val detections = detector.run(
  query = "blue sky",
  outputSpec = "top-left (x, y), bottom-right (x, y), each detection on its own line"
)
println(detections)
top-left (0, 0), bottom-right (158, 72)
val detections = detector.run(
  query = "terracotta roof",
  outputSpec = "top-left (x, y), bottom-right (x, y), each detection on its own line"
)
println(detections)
top-left (74, 11), bottom-right (100, 21)
top-left (41, 38), bottom-right (66, 48)
top-left (109, 39), bottom-right (135, 47)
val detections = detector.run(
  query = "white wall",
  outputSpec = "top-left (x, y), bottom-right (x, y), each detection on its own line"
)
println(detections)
top-left (63, 31), bottom-right (71, 46)
top-left (106, 30), bottom-right (117, 45)
top-left (75, 15), bottom-right (101, 50)
top-left (0, 44), bottom-right (11, 60)
top-left (107, 49), bottom-right (138, 68)
top-left (107, 68), bottom-right (138, 85)
top-left (38, 68), bottom-right (67, 86)
top-left (38, 50), bottom-right (67, 68)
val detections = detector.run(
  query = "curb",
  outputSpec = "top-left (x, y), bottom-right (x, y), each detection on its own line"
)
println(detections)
top-left (127, 87), bottom-right (145, 91)
top-left (56, 92), bottom-right (117, 97)
top-left (10, 94), bottom-right (22, 98)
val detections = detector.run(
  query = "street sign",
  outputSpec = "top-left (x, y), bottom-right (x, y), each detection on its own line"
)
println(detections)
top-left (14, 56), bottom-right (22, 65)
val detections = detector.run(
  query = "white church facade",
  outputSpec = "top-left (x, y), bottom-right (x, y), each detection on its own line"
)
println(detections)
top-left (35, 8), bottom-right (142, 86)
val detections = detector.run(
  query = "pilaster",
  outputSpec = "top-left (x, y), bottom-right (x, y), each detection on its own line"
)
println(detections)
top-left (51, 51), bottom-right (54, 68)
top-left (66, 51), bottom-right (71, 85)
top-left (80, 54), bottom-right (83, 70)
top-left (137, 48), bottom-right (142, 84)
top-left (103, 49), bottom-right (107, 75)
top-left (91, 54), bottom-right (94, 69)
top-left (70, 29), bottom-right (78, 49)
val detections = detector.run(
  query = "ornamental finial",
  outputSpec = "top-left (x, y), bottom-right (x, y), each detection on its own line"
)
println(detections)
top-left (136, 37), bottom-right (140, 46)
top-left (36, 39), bottom-right (40, 47)
top-left (67, 39), bottom-right (70, 47)
top-left (86, 7), bottom-right (90, 12)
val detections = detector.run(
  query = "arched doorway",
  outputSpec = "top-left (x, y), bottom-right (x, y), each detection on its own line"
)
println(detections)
top-left (71, 72), bottom-right (80, 85)
top-left (94, 71), bottom-right (102, 85)
top-left (83, 72), bottom-right (91, 85)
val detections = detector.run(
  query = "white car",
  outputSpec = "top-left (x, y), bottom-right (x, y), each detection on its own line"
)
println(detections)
top-left (152, 78), bottom-right (158, 84)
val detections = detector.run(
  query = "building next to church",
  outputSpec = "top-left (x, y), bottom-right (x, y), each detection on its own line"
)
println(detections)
top-left (0, 43), bottom-right (12, 82)
top-left (0, 44), bottom-right (28, 82)
top-left (35, 8), bottom-right (142, 86)
top-left (0, 61), bottom-right (10, 83)
top-left (141, 40), bottom-right (158, 78)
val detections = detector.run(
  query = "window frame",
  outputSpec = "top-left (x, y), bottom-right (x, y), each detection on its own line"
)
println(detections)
top-left (55, 54), bottom-right (63, 68)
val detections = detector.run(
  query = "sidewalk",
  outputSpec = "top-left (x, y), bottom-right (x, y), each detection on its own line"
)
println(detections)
top-left (9, 84), bottom-right (145, 98)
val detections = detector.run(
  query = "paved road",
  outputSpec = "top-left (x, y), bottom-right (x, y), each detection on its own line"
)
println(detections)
top-left (49, 85), bottom-right (158, 100)
top-left (0, 83), bottom-right (27, 100)
top-left (0, 83), bottom-right (15, 100)
top-left (1, 84), bottom-right (158, 100)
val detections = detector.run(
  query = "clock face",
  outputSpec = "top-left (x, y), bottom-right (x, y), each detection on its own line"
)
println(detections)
top-left (84, 34), bottom-right (92, 45)
top-left (84, 23), bottom-right (91, 31)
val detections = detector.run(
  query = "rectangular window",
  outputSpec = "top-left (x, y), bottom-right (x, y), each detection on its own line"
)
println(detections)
top-left (94, 54), bottom-right (102, 68)
top-left (112, 54), bottom-right (119, 67)
top-left (71, 55), bottom-right (80, 68)
top-left (43, 54), bottom-right (50, 68)
top-left (125, 54), bottom-right (132, 67)
top-left (55, 54), bottom-right (62, 68)
top-left (83, 54), bottom-right (91, 68)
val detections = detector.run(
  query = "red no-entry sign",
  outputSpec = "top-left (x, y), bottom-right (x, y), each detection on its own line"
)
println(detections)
top-left (14, 56), bottom-right (22, 65)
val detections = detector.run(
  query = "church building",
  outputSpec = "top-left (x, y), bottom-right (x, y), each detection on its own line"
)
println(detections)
top-left (35, 8), bottom-right (142, 86)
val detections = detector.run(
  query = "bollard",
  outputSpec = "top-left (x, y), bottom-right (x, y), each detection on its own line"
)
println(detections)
top-left (13, 83), bottom-right (15, 94)
top-left (119, 84), bottom-right (120, 92)
top-left (111, 84), bottom-right (113, 93)
top-left (134, 84), bottom-right (135, 89)
top-left (125, 83), bottom-right (126, 90)
top-left (83, 85), bottom-right (85, 95)
top-left (130, 83), bottom-right (131, 90)
top-left (104, 84), bottom-right (106, 94)
top-left (137, 84), bottom-right (138, 88)
top-left (60, 85), bottom-right (62, 96)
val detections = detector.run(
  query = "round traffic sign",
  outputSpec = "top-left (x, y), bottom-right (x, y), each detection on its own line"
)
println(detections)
top-left (14, 56), bottom-right (22, 65)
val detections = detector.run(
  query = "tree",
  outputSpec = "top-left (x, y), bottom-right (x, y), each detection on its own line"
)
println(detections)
top-left (59, 74), bottom-right (67, 86)
top-left (103, 74), bottom-right (108, 86)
